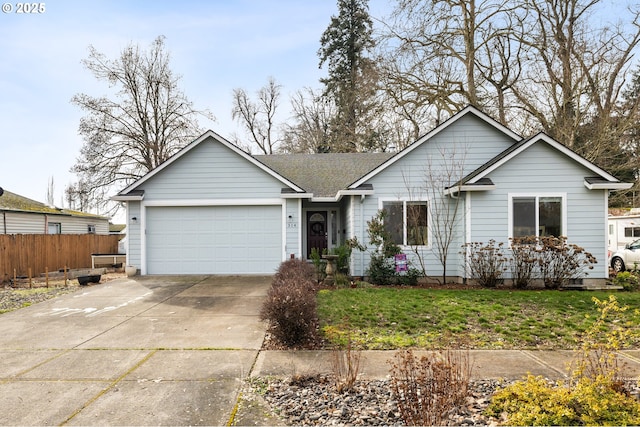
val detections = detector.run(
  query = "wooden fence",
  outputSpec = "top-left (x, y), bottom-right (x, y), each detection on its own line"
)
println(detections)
top-left (0, 234), bottom-right (121, 282)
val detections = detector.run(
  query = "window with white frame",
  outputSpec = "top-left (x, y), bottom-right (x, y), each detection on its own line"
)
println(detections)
top-left (511, 195), bottom-right (564, 238)
top-left (382, 201), bottom-right (428, 246)
top-left (48, 222), bottom-right (62, 234)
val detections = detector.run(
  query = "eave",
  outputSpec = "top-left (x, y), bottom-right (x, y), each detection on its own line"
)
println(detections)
top-left (584, 177), bottom-right (633, 191)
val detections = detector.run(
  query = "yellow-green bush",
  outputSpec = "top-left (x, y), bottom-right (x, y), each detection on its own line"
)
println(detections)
top-left (486, 295), bottom-right (640, 425)
top-left (486, 374), bottom-right (640, 425)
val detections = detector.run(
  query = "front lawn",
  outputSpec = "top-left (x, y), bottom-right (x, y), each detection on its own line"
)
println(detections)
top-left (317, 288), bottom-right (640, 349)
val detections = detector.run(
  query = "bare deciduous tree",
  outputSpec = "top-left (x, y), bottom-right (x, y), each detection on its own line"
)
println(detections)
top-left (424, 145), bottom-right (468, 285)
top-left (46, 176), bottom-right (55, 207)
top-left (281, 87), bottom-right (335, 153)
top-left (71, 36), bottom-right (211, 215)
top-left (232, 77), bottom-right (282, 154)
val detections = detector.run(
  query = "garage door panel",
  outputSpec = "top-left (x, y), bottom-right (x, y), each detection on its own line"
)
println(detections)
top-left (146, 206), bottom-right (282, 274)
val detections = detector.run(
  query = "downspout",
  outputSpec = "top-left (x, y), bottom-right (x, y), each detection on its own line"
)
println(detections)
top-left (2, 212), bottom-right (6, 234)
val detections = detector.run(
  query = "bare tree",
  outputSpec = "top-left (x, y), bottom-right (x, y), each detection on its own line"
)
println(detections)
top-left (232, 77), bottom-right (282, 154)
top-left (64, 180), bottom-right (91, 212)
top-left (46, 176), bottom-right (55, 207)
top-left (281, 87), bottom-right (335, 153)
top-left (71, 36), bottom-right (211, 215)
top-left (423, 144), bottom-right (468, 285)
top-left (380, 0), bottom-right (518, 127)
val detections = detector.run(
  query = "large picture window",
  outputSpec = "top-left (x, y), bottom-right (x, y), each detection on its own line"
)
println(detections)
top-left (511, 195), bottom-right (563, 238)
top-left (382, 201), bottom-right (428, 246)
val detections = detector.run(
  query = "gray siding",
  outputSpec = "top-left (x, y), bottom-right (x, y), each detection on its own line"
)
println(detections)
top-left (352, 114), bottom-right (516, 278)
top-left (126, 137), bottom-right (290, 271)
top-left (1, 212), bottom-right (109, 235)
top-left (470, 141), bottom-right (608, 278)
top-left (138, 138), bottom-right (286, 200)
top-left (285, 198), bottom-right (301, 258)
top-left (127, 202), bottom-right (142, 268)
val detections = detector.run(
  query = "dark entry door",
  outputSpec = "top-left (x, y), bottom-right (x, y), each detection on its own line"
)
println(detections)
top-left (307, 211), bottom-right (328, 258)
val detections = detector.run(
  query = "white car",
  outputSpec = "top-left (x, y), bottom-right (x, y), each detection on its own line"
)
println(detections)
top-left (610, 239), bottom-right (640, 272)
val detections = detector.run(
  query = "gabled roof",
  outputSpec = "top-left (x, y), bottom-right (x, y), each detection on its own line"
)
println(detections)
top-left (445, 132), bottom-right (632, 194)
top-left (349, 105), bottom-right (522, 189)
top-left (0, 189), bottom-right (107, 219)
top-left (255, 153), bottom-right (394, 198)
top-left (112, 130), bottom-right (305, 200)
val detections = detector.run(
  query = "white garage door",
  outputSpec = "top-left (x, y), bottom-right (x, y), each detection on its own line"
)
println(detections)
top-left (146, 205), bottom-right (282, 274)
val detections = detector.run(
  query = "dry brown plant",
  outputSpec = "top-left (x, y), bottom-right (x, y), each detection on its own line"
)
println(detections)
top-left (388, 349), bottom-right (471, 426)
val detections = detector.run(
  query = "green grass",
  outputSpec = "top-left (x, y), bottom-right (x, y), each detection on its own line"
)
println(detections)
top-left (316, 288), bottom-right (640, 350)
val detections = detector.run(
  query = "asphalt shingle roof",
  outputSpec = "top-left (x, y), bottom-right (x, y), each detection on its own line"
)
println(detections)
top-left (255, 153), bottom-right (395, 197)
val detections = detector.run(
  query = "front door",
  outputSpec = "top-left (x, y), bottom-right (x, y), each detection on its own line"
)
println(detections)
top-left (307, 211), bottom-right (328, 258)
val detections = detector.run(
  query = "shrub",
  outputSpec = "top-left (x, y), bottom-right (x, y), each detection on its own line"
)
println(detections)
top-left (330, 329), bottom-right (361, 393)
top-left (537, 236), bottom-right (596, 289)
top-left (260, 259), bottom-right (318, 347)
top-left (463, 240), bottom-right (509, 287)
top-left (367, 253), bottom-right (398, 285)
top-left (612, 271), bottom-right (639, 291)
top-left (486, 374), bottom-right (640, 426)
top-left (486, 295), bottom-right (640, 425)
top-left (331, 244), bottom-right (352, 275)
top-left (389, 349), bottom-right (471, 426)
top-left (509, 236), bottom-right (538, 289)
top-left (272, 258), bottom-right (316, 289)
top-left (309, 248), bottom-right (326, 284)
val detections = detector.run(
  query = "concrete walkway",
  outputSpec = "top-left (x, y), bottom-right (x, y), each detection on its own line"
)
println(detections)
top-left (1, 276), bottom-right (639, 426)
top-left (0, 275), bottom-right (269, 426)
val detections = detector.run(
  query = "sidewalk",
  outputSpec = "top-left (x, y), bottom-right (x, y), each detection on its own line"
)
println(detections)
top-left (232, 349), bottom-right (640, 426)
top-left (252, 349), bottom-right (640, 381)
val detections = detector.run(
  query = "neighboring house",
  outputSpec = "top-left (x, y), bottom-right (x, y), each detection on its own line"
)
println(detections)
top-left (112, 106), bottom-right (631, 283)
top-left (0, 189), bottom-right (109, 234)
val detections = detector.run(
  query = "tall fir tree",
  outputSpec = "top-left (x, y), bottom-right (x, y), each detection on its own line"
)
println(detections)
top-left (318, 0), bottom-right (381, 152)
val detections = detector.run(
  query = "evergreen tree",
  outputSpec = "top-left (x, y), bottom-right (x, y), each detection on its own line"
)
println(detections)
top-left (318, 0), bottom-right (381, 152)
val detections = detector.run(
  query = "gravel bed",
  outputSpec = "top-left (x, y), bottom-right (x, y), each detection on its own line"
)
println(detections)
top-left (0, 286), bottom-right (81, 312)
top-left (249, 375), bottom-right (640, 426)
top-left (250, 376), bottom-right (506, 426)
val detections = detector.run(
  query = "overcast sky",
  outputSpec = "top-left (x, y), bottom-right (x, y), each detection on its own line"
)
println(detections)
top-left (0, 0), bottom-right (391, 211)
top-left (0, 0), bottom-right (633, 218)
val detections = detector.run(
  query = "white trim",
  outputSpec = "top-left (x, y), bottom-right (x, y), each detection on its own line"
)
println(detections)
top-left (444, 183), bottom-right (496, 196)
top-left (281, 202), bottom-right (286, 262)
top-left (115, 130), bottom-right (304, 196)
top-left (141, 203), bottom-right (147, 275)
top-left (350, 106), bottom-right (522, 189)
top-left (281, 192), bottom-right (313, 199)
top-left (297, 199), bottom-right (303, 259)
top-left (604, 190), bottom-right (610, 279)
top-left (141, 198), bottom-right (283, 207)
top-left (584, 180), bottom-right (632, 190)
top-left (465, 191), bottom-right (472, 279)
top-left (112, 193), bottom-right (144, 201)
top-left (507, 192), bottom-right (567, 239)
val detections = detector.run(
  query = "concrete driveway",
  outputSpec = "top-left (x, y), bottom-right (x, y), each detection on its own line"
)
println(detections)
top-left (0, 275), bottom-right (271, 426)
